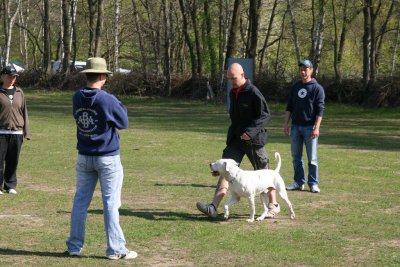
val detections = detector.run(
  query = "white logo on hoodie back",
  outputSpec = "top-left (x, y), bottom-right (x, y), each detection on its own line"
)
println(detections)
top-left (76, 108), bottom-right (99, 136)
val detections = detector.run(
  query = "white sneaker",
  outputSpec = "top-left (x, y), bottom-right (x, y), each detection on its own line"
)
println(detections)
top-left (8, 189), bottom-right (17, 194)
top-left (196, 202), bottom-right (217, 218)
top-left (310, 184), bottom-right (320, 193)
top-left (286, 182), bottom-right (304, 191)
top-left (0, 190), bottom-right (3, 195)
top-left (68, 248), bottom-right (82, 256)
top-left (107, 250), bottom-right (138, 260)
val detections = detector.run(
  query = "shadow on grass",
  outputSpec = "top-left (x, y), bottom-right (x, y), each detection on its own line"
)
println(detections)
top-left (154, 182), bottom-right (214, 188)
top-left (0, 248), bottom-right (105, 259)
top-left (85, 209), bottom-right (219, 222)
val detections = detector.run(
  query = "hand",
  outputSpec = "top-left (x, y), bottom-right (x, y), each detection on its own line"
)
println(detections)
top-left (312, 128), bottom-right (319, 139)
top-left (240, 133), bottom-right (251, 141)
top-left (283, 126), bottom-right (290, 136)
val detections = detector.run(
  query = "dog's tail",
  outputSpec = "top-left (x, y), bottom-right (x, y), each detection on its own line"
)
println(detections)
top-left (274, 152), bottom-right (281, 173)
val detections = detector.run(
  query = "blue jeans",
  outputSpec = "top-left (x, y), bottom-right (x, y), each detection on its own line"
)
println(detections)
top-left (290, 125), bottom-right (319, 187)
top-left (66, 154), bottom-right (128, 257)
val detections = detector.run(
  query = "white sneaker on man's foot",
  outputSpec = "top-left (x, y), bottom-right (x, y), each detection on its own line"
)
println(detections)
top-left (310, 184), bottom-right (320, 193)
top-left (67, 248), bottom-right (82, 256)
top-left (196, 202), bottom-right (217, 218)
top-left (8, 189), bottom-right (17, 194)
top-left (107, 250), bottom-right (138, 260)
top-left (286, 182), bottom-right (304, 191)
top-left (0, 190), bottom-right (3, 195)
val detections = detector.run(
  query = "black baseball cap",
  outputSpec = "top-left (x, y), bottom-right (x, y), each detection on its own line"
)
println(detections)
top-left (0, 65), bottom-right (19, 76)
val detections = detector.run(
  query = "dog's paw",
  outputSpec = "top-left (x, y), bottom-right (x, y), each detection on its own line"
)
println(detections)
top-left (256, 216), bottom-right (265, 221)
top-left (223, 215), bottom-right (229, 221)
top-left (246, 218), bottom-right (255, 223)
top-left (290, 214), bottom-right (295, 220)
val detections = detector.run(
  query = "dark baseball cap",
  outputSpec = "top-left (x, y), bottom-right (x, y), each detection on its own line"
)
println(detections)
top-left (298, 59), bottom-right (313, 68)
top-left (1, 65), bottom-right (19, 76)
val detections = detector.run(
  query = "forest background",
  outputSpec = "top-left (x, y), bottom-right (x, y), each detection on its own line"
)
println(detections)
top-left (1, 0), bottom-right (399, 107)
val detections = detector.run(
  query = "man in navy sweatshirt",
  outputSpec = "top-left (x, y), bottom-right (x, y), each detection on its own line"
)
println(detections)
top-left (284, 59), bottom-right (325, 193)
top-left (66, 57), bottom-right (137, 260)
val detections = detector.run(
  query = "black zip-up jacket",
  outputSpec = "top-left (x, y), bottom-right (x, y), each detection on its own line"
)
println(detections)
top-left (226, 80), bottom-right (271, 147)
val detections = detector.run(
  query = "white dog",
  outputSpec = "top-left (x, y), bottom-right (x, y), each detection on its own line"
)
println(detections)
top-left (209, 152), bottom-right (295, 222)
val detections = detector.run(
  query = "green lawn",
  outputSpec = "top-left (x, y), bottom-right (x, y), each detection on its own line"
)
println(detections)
top-left (0, 90), bottom-right (399, 266)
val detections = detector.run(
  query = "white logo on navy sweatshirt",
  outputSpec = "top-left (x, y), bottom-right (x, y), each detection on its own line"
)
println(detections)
top-left (298, 88), bottom-right (307, 98)
top-left (76, 108), bottom-right (99, 135)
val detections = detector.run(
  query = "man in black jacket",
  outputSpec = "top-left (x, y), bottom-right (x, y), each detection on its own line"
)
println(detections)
top-left (197, 63), bottom-right (280, 219)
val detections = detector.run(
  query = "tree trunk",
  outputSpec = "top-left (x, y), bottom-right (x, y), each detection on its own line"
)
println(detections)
top-left (390, 12), bottom-right (400, 77)
top-left (94, 0), bottom-right (104, 57)
top-left (204, 0), bottom-right (217, 79)
top-left (189, 0), bottom-right (203, 78)
top-left (310, 0), bottom-right (326, 77)
top-left (143, 0), bottom-right (162, 77)
top-left (225, 0), bottom-right (242, 69)
top-left (70, 0), bottom-right (78, 64)
top-left (87, 0), bottom-right (96, 57)
top-left (362, 0), bottom-right (370, 90)
top-left (247, 0), bottom-right (262, 73)
top-left (132, 0), bottom-right (148, 79)
top-left (286, 0), bottom-right (301, 62)
top-left (62, 0), bottom-right (71, 75)
top-left (112, 0), bottom-right (121, 71)
top-left (162, 0), bottom-right (171, 96)
top-left (2, 0), bottom-right (21, 66)
top-left (42, 0), bottom-right (51, 77)
top-left (258, 0), bottom-right (278, 74)
top-left (178, 0), bottom-right (197, 80)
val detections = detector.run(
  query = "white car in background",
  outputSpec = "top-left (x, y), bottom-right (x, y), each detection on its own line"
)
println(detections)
top-left (51, 60), bottom-right (86, 76)
top-left (51, 60), bottom-right (130, 75)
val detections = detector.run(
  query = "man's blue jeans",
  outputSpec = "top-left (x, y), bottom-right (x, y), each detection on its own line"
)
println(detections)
top-left (66, 154), bottom-right (128, 257)
top-left (290, 125), bottom-right (319, 187)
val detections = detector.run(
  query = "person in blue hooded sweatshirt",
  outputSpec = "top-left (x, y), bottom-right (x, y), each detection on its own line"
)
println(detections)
top-left (66, 57), bottom-right (137, 260)
top-left (284, 59), bottom-right (325, 193)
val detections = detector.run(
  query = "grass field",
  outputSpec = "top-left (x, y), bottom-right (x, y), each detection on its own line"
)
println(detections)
top-left (0, 90), bottom-right (399, 266)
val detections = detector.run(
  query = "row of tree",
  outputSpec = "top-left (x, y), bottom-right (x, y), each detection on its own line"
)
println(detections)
top-left (1, 0), bottom-right (399, 99)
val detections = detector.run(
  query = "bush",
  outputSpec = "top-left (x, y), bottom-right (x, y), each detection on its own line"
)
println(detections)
top-left (17, 69), bottom-right (400, 107)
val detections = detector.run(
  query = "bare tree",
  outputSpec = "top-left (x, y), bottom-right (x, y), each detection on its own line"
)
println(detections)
top-left (94, 0), bottom-right (104, 57)
top-left (178, 0), bottom-right (197, 79)
top-left (225, 0), bottom-right (242, 68)
top-left (190, 0), bottom-right (203, 77)
top-left (247, 0), bottom-right (262, 73)
top-left (258, 0), bottom-right (278, 74)
top-left (310, 0), bottom-right (326, 76)
top-left (391, 12), bottom-right (400, 77)
top-left (204, 0), bottom-right (217, 79)
top-left (42, 0), bottom-right (51, 77)
top-left (62, 0), bottom-right (71, 75)
top-left (1, 0), bottom-right (21, 66)
top-left (132, 0), bottom-right (148, 78)
top-left (162, 0), bottom-right (171, 95)
top-left (112, 0), bottom-right (121, 71)
top-left (286, 0), bottom-right (301, 62)
top-left (88, 0), bottom-right (96, 57)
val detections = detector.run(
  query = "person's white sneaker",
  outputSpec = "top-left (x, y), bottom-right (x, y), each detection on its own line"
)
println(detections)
top-left (107, 250), bottom-right (138, 260)
top-left (286, 182), bottom-right (304, 191)
top-left (196, 202), bottom-right (217, 218)
top-left (8, 189), bottom-right (17, 194)
top-left (0, 190), bottom-right (3, 195)
top-left (67, 248), bottom-right (82, 256)
top-left (310, 184), bottom-right (320, 193)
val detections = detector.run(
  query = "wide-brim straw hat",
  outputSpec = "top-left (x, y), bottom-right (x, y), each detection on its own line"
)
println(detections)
top-left (81, 57), bottom-right (112, 74)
